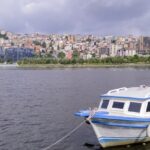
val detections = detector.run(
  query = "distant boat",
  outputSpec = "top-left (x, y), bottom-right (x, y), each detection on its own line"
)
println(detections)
top-left (0, 62), bottom-right (19, 67)
top-left (75, 85), bottom-right (150, 148)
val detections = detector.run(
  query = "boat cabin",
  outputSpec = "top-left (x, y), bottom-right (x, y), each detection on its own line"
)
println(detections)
top-left (99, 85), bottom-right (150, 117)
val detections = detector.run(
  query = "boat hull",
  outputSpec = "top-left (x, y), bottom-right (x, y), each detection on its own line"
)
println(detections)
top-left (90, 120), bottom-right (150, 148)
top-left (75, 110), bottom-right (150, 147)
top-left (98, 137), bottom-right (149, 148)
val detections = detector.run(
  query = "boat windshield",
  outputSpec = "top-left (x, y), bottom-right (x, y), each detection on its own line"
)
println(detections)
top-left (101, 99), bottom-right (109, 109)
top-left (112, 101), bottom-right (125, 109)
top-left (128, 102), bottom-right (141, 113)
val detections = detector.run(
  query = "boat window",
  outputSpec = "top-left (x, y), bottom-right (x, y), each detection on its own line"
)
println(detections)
top-left (112, 102), bottom-right (124, 109)
top-left (101, 100), bottom-right (109, 109)
top-left (128, 102), bottom-right (141, 113)
top-left (146, 102), bottom-right (150, 112)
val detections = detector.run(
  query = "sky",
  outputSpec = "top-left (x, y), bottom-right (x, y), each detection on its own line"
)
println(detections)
top-left (0, 0), bottom-right (150, 35)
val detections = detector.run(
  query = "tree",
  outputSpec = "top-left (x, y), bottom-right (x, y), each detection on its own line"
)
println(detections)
top-left (72, 50), bottom-right (79, 59)
top-left (33, 40), bottom-right (41, 46)
top-left (92, 53), bottom-right (96, 58)
top-left (58, 52), bottom-right (66, 59)
top-left (42, 42), bottom-right (46, 48)
top-left (47, 51), bottom-right (53, 58)
top-left (0, 34), bottom-right (8, 40)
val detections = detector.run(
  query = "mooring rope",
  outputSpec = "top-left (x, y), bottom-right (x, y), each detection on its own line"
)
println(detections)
top-left (41, 108), bottom-right (97, 150)
top-left (41, 120), bottom-right (85, 150)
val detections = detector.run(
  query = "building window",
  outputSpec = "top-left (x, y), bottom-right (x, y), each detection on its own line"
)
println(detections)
top-left (101, 100), bottom-right (109, 109)
top-left (128, 102), bottom-right (141, 113)
top-left (112, 102), bottom-right (125, 109)
top-left (146, 102), bottom-right (150, 112)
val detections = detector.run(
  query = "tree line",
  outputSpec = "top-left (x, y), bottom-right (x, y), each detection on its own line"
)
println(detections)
top-left (18, 55), bottom-right (150, 65)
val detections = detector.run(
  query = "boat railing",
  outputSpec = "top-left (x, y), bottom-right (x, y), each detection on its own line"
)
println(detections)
top-left (107, 87), bottom-right (127, 94)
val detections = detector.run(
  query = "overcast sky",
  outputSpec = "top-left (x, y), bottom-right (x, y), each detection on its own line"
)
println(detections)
top-left (0, 0), bottom-right (150, 35)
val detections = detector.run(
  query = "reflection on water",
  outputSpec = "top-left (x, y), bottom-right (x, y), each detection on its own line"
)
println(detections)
top-left (106, 143), bottom-right (150, 150)
top-left (83, 142), bottom-right (150, 150)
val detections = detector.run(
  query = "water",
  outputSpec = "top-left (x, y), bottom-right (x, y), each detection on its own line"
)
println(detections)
top-left (0, 68), bottom-right (150, 150)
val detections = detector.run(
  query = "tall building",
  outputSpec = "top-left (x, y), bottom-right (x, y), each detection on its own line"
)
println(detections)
top-left (138, 36), bottom-right (150, 55)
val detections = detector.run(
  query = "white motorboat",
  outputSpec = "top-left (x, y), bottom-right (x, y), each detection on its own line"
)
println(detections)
top-left (75, 85), bottom-right (150, 148)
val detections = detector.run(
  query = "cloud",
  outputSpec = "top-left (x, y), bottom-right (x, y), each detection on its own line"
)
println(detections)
top-left (0, 0), bottom-right (150, 35)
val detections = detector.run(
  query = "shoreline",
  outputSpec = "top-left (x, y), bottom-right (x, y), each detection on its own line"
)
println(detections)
top-left (18, 63), bottom-right (150, 68)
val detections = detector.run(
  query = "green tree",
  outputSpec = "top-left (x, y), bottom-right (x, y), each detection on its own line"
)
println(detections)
top-left (33, 40), bottom-right (41, 46)
top-left (47, 51), bottom-right (53, 58)
top-left (42, 42), bottom-right (46, 48)
top-left (58, 52), bottom-right (66, 59)
top-left (72, 50), bottom-right (79, 59)
top-left (92, 53), bottom-right (96, 58)
top-left (0, 34), bottom-right (8, 40)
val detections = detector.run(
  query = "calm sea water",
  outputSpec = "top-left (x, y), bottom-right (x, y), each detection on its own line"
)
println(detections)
top-left (0, 68), bottom-right (150, 150)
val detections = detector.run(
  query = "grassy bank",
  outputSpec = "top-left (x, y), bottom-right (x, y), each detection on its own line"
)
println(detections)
top-left (17, 55), bottom-right (150, 68)
top-left (18, 63), bottom-right (150, 68)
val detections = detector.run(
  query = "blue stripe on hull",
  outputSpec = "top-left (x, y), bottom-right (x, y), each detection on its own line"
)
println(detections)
top-left (93, 113), bottom-right (150, 122)
top-left (92, 120), bottom-right (148, 128)
top-left (75, 110), bottom-right (150, 122)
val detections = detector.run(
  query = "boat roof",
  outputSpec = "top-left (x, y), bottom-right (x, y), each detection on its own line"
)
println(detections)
top-left (101, 85), bottom-right (150, 101)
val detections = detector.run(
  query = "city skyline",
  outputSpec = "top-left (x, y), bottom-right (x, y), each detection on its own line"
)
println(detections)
top-left (0, 0), bottom-right (150, 35)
